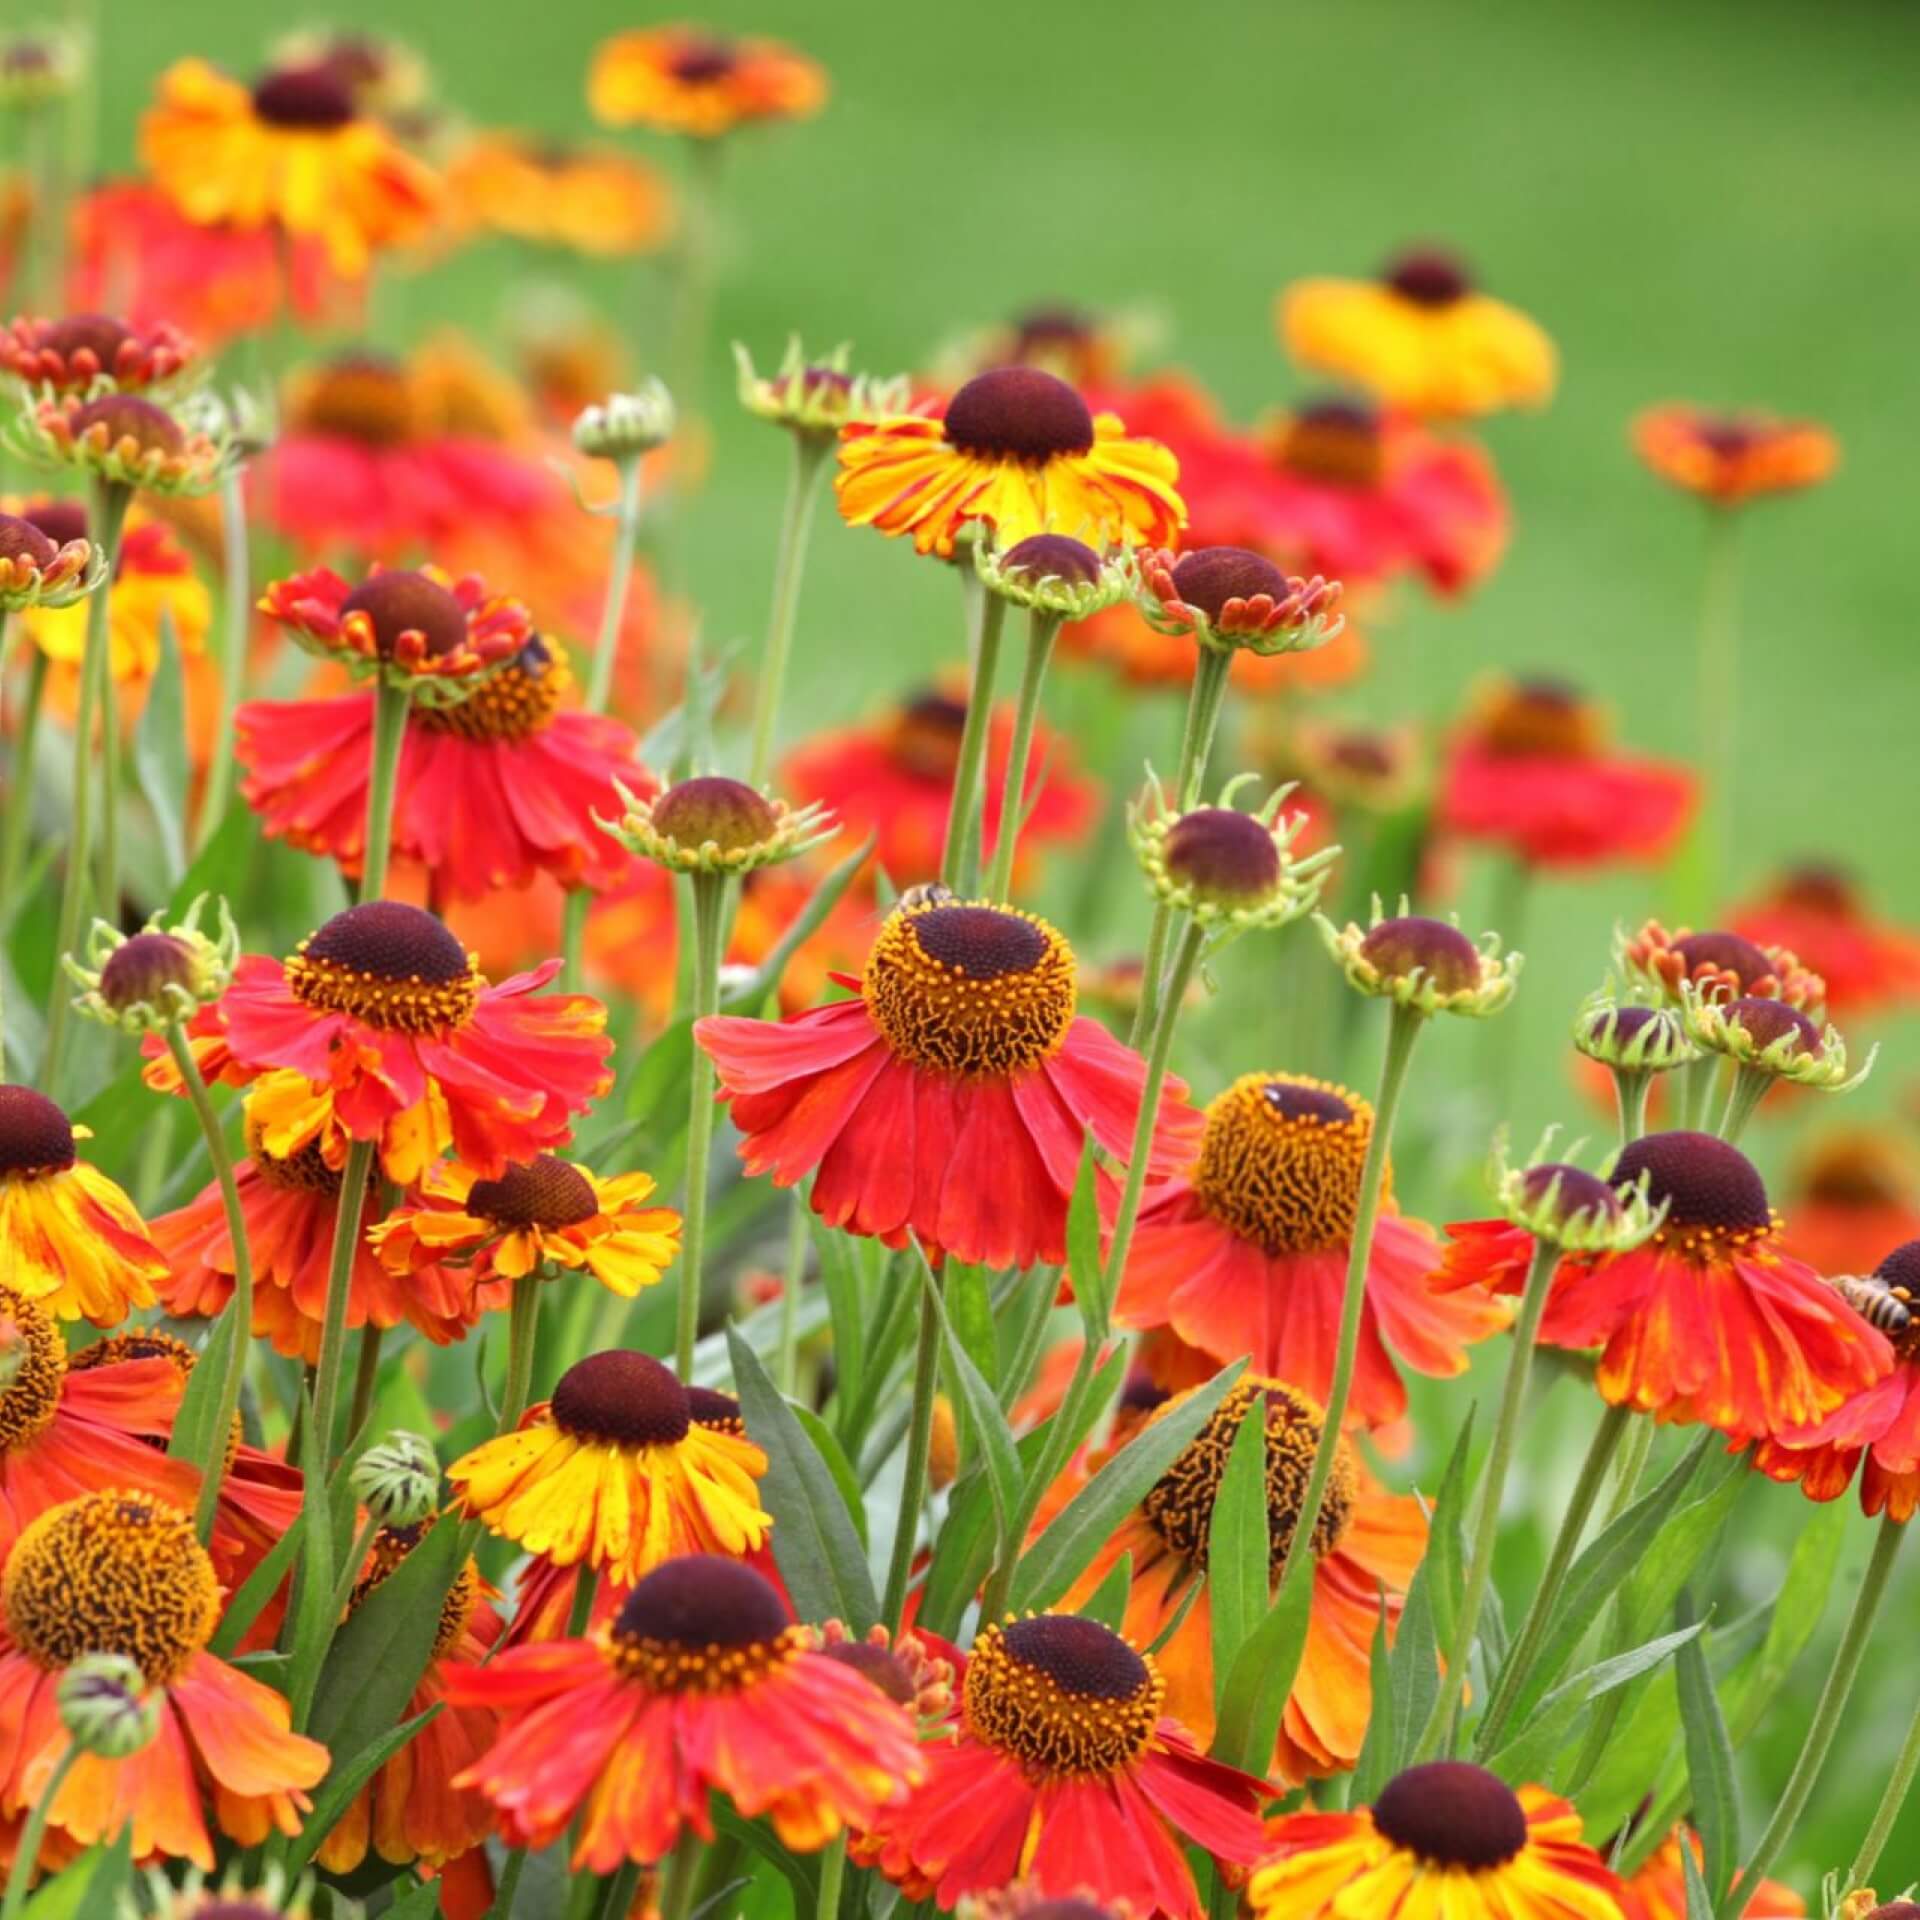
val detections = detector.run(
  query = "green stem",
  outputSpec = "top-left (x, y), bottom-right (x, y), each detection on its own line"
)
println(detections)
top-left (166, 1024), bottom-right (254, 1543)
top-left (1722, 1514), bottom-right (1905, 1920)
top-left (746, 434), bottom-right (830, 786)
top-left (657, 1827), bottom-right (706, 1920)
top-left (566, 1561), bottom-right (598, 1638)
top-left (677, 871), bottom-right (729, 1378)
top-left (775, 1191), bottom-right (809, 1397)
top-left (498, 1272), bottom-right (542, 1435)
top-left (490, 1844), bottom-right (530, 1919)
top-left (585, 454), bottom-right (647, 717)
top-left (815, 1833), bottom-right (848, 1920)
top-left (1695, 509), bottom-right (1741, 914)
top-left (1416, 1235), bottom-right (1561, 1762)
top-left (1678, 1054), bottom-right (1722, 1133)
top-left (1613, 1068), bottom-right (1652, 1146)
top-left (345, 1323), bottom-right (384, 1446)
top-left (0, 1742), bottom-right (77, 1920)
top-left (1478, 857), bottom-right (1533, 1114)
top-left (359, 676), bottom-right (412, 901)
top-left (308, 1140), bottom-right (376, 1467)
top-left (39, 482), bottom-right (131, 1099)
top-left (599, 1861), bottom-right (645, 1920)
top-left (940, 582), bottom-right (1008, 891)
top-left (1473, 1400), bottom-right (1632, 1755)
top-left (881, 1262), bottom-right (943, 1634)
top-left (0, 647), bottom-right (47, 926)
top-left (195, 464), bottom-right (251, 851)
top-left (1270, 1003), bottom-right (1424, 1610)
top-left (1128, 644), bottom-right (1233, 1049)
top-left (327, 1512), bottom-right (380, 1624)
top-left (1719, 1065), bottom-right (1773, 1146)
top-left (984, 608), bottom-right (1062, 903)
top-left (561, 884), bottom-right (592, 994)
top-left (1847, 1668), bottom-right (1920, 1891)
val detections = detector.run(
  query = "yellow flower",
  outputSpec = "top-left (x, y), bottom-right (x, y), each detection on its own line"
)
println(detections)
top-left (1279, 249), bottom-right (1556, 419)
top-left (371, 1155), bottom-right (681, 1297)
top-left (448, 1349), bottom-right (771, 1580)
top-left (587, 27), bottom-right (826, 138)
top-left (447, 132), bottom-right (672, 258)
top-left (21, 515), bottom-right (211, 690)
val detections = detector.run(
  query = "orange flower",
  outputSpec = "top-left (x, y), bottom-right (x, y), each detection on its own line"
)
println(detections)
top-left (1279, 249), bottom-right (1556, 420)
top-left (448, 132), bottom-right (672, 256)
top-left (0, 1490), bottom-right (328, 1870)
top-left (449, 1556), bottom-right (921, 1868)
top-left (1617, 1825), bottom-right (1804, 1920)
top-left (1730, 864), bottom-right (1920, 1018)
top-left (1438, 1130), bottom-right (1892, 1442)
top-left (1633, 407), bottom-right (1837, 506)
top-left (837, 368), bottom-right (1184, 559)
top-left (139, 57), bottom-right (439, 276)
top-left (1113, 1073), bottom-right (1506, 1429)
top-left (1780, 1130), bottom-right (1920, 1279)
top-left (1058, 1376), bottom-right (1427, 1786)
top-left (859, 1611), bottom-right (1266, 1920)
top-left (588, 27), bottom-right (826, 138)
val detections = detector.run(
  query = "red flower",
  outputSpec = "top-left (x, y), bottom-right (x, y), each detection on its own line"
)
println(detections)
top-left (1439, 676), bottom-right (1695, 870)
top-left (1780, 1129), bottom-right (1920, 1278)
top-left (237, 636), bottom-right (652, 901)
top-left (149, 902), bottom-right (611, 1184)
top-left (697, 900), bottom-right (1202, 1270)
top-left (1114, 1074), bottom-right (1506, 1429)
top-left (1730, 864), bottom-right (1920, 1018)
top-left (1437, 1131), bottom-right (1892, 1442)
top-left (0, 312), bottom-right (193, 393)
top-left (858, 1612), bottom-right (1266, 1920)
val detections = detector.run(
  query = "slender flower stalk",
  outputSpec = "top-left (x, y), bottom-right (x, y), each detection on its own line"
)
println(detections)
top-left (1847, 1671), bottom-right (1920, 1891)
top-left (165, 1022), bottom-right (254, 1543)
top-left (0, 643), bottom-right (46, 923)
top-left (39, 480), bottom-right (131, 1098)
top-left (882, 1260), bottom-right (943, 1633)
top-left (194, 464), bottom-right (252, 850)
top-left (0, 1742), bottom-right (78, 1920)
top-left (584, 452), bottom-right (647, 718)
top-left (359, 677), bottom-right (412, 902)
top-left (775, 1190), bottom-right (809, 1397)
top-left (983, 607), bottom-right (1063, 903)
top-left (1693, 508), bottom-right (1741, 914)
top-left (345, 1324), bottom-right (384, 1443)
top-left (939, 578), bottom-right (1008, 891)
top-left (747, 433), bottom-right (831, 786)
top-left (677, 869), bottom-right (728, 1376)
top-left (499, 1270), bottom-right (543, 1435)
top-left (1721, 1515), bottom-right (1905, 1920)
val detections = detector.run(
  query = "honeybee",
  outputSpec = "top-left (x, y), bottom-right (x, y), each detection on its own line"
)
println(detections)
top-left (895, 883), bottom-right (956, 913)
top-left (1835, 1273), bottom-right (1914, 1337)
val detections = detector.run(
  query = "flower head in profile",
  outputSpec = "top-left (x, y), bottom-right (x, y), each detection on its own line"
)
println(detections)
top-left (975, 531), bottom-right (1136, 622)
top-left (260, 563), bottom-right (533, 704)
top-left (1620, 920), bottom-right (1825, 1013)
top-left (65, 896), bottom-right (239, 1035)
top-left (0, 312), bottom-right (193, 396)
top-left (1140, 545), bottom-right (1342, 657)
top-left (1115, 1071), bottom-right (1506, 1427)
top-left (859, 1610), bottom-right (1267, 1920)
top-left (1435, 1129), bottom-right (1894, 1442)
top-left (0, 1489), bottom-right (328, 1870)
top-left (139, 57), bottom-right (439, 275)
top-left (149, 900), bottom-right (612, 1184)
top-left (0, 507), bottom-right (98, 611)
top-left (1247, 1762), bottom-right (1623, 1920)
top-left (1440, 674), bottom-right (1695, 870)
top-left (124, 1862), bottom-right (319, 1920)
top-left (1573, 988), bottom-right (1696, 1078)
top-left (10, 391), bottom-right (237, 496)
top-left (1279, 248), bottom-right (1557, 419)
top-left (736, 337), bottom-right (909, 442)
top-left (1323, 904), bottom-right (1520, 1019)
top-left (0, 1085), bottom-right (169, 1324)
top-left (588, 27), bottom-right (827, 137)
top-left (1634, 406), bottom-right (1836, 506)
top-left (697, 896), bottom-right (1203, 1270)
top-left (603, 773), bottom-right (835, 876)
top-left (372, 1154), bottom-right (681, 1300)
top-left (1730, 863), bottom-right (1920, 1018)
top-left (1684, 991), bottom-right (1871, 1096)
top-left (837, 366), bottom-right (1185, 558)
top-left (1129, 779), bottom-right (1335, 938)
top-left (451, 1555), bottom-right (919, 1867)
top-left (1057, 1377), bottom-right (1428, 1785)
top-left (1484, 1136), bottom-right (1666, 1255)
top-left (449, 131), bottom-right (673, 258)
top-left (572, 380), bottom-right (677, 462)
top-left (1284, 718), bottom-right (1425, 817)
top-left (449, 1350), bottom-right (769, 1581)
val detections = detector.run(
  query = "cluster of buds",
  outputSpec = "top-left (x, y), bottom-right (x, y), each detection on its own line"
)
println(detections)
top-left (734, 336), bottom-right (909, 441)
top-left (1139, 544), bottom-right (1342, 657)
top-left (1130, 774), bottom-right (1336, 940)
top-left (351, 1430), bottom-right (443, 1528)
top-left (65, 896), bottom-right (239, 1035)
top-left (975, 531), bottom-right (1135, 622)
top-left (573, 379), bottom-right (676, 461)
top-left (6, 390), bottom-right (240, 496)
top-left (1489, 1130), bottom-right (1664, 1255)
top-left (1322, 899), bottom-right (1520, 1019)
top-left (602, 774), bottom-right (835, 876)
top-left (0, 508), bottom-right (101, 611)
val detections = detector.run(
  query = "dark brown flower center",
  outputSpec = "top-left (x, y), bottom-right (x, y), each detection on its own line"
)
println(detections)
top-left (667, 37), bottom-right (739, 84)
top-left (912, 905), bottom-right (1046, 979)
top-left (963, 1614), bottom-right (1162, 1778)
top-left (414, 637), bottom-right (564, 745)
top-left (294, 353), bottom-right (416, 444)
top-left (1001, 533), bottom-right (1103, 588)
top-left (651, 777), bottom-right (778, 854)
top-left (1383, 249), bottom-right (1472, 307)
top-left (1373, 1761), bottom-right (1529, 1867)
top-left (944, 368), bottom-right (1094, 462)
top-left (466, 1156), bottom-right (598, 1231)
top-left (287, 903), bottom-right (479, 1034)
top-left (1276, 398), bottom-right (1384, 487)
top-left (23, 500), bottom-right (86, 547)
top-left (684, 1386), bottom-right (744, 1432)
top-left (0, 515), bottom-right (57, 569)
top-left (1726, 996), bottom-right (1821, 1057)
top-left (251, 63), bottom-right (357, 128)
top-left (887, 690), bottom-right (967, 780)
top-left (1672, 931), bottom-right (1774, 992)
top-left (1193, 1073), bottom-right (1374, 1254)
top-left (1001, 1614), bottom-right (1145, 1697)
top-left (1170, 546), bottom-right (1290, 620)
top-left (41, 314), bottom-right (135, 367)
top-left (1011, 305), bottom-right (1097, 359)
top-left (1613, 1131), bottom-right (1771, 1238)
top-left (1360, 916), bottom-right (1482, 994)
top-left (1776, 863), bottom-right (1857, 918)
top-left (1477, 679), bottom-right (1607, 759)
top-left (617, 1554), bottom-right (787, 1646)
top-left (72, 394), bottom-right (183, 455)
top-left (98, 932), bottom-right (195, 1011)
top-left (341, 570), bottom-right (469, 661)
top-left (1162, 809), bottom-right (1280, 907)
top-left (551, 1350), bottom-right (690, 1448)
top-left (0, 1085), bottom-right (76, 1177)
top-left (1585, 1004), bottom-right (1679, 1054)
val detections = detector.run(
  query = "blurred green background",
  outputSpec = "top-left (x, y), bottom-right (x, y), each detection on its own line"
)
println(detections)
top-left (79, 0), bottom-right (1920, 1894)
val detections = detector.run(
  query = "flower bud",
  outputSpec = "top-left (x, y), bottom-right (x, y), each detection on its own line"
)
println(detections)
top-left (1129, 776), bottom-right (1334, 936)
top-left (573, 380), bottom-right (676, 460)
top-left (1140, 544), bottom-right (1343, 657)
top-left (58, 1652), bottom-right (158, 1759)
top-left (1488, 1134), bottom-right (1664, 1255)
top-left (1322, 901), bottom-right (1519, 1018)
top-left (1573, 990), bottom-right (1695, 1074)
top-left (350, 1430), bottom-right (442, 1528)
top-left (601, 774), bottom-right (835, 876)
top-left (1684, 990), bottom-right (1872, 1094)
top-left (975, 532), bottom-right (1134, 620)
top-left (65, 895), bottom-right (240, 1035)
top-left (734, 337), bottom-right (908, 439)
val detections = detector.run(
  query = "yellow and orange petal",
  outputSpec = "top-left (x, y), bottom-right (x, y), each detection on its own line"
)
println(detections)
top-left (1279, 250), bottom-right (1557, 420)
top-left (447, 132), bottom-right (673, 257)
top-left (1617, 1826), bottom-right (1803, 1920)
top-left (1633, 406), bottom-right (1837, 506)
top-left (587, 27), bottom-right (826, 138)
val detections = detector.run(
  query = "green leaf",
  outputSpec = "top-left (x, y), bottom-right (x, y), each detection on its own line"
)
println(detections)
top-left (1680, 1816), bottom-right (1716, 1920)
top-left (168, 785), bottom-right (257, 920)
top-left (1723, 1495), bottom-right (1847, 1743)
top-left (1209, 1548), bottom-right (1316, 1774)
top-left (625, 1015), bottom-right (695, 1127)
top-left (918, 1465), bottom-right (1005, 1641)
top-left (284, 1385), bottom-right (337, 1726)
top-left (813, 1217), bottom-right (867, 1412)
top-left (1011, 1362), bottom-right (1243, 1615)
top-left (914, 1247), bottom-right (1021, 1558)
top-left (1079, 1551), bottom-right (1133, 1630)
top-left (946, 1262), bottom-right (999, 1389)
top-left (1207, 1402), bottom-right (1270, 1714)
top-left (792, 1403), bottom-right (870, 1550)
top-left (1349, 1605), bottom-right (1398, 1805)
top-left (729, 1327), bottom-right (880, 1631)
top-left (305, 1512), bottom-right (463, 1758)
top-left (1675, 1591), bottom-right (1738, 1909)
top-left (165, 1305), bottom-right (238, 1468)
top-left (379, 1880), bottom-right (446, 1920)
top-left (994, 1264), bottom-right (1061, 1412)
top-left (714, 1804), bottom-right (821, 1912)
top-left (1621, 1445), bottom-right (1748, 1642)
top-left (130, 612), bottom-right (188, 888)
top-left (19, 1830), bottom-right (131, 1918)
top-left (285, 1702), bottom-right (444, 1879)
top-left (207, 1521), bottom-right (302, 1656)
top-left (1418, 1410), bottom-right (1476, 1668)
top-left (1065, 1139), bottom-right (1108, 1338)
